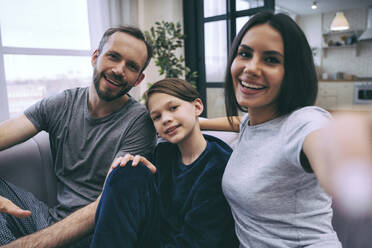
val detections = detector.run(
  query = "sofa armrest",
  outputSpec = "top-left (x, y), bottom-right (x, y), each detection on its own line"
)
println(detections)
top-left (0, 131), bottom-right (57, 207)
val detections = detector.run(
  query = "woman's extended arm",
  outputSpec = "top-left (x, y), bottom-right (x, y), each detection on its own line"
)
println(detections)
top-left (199, 116), bottom-right (241, 132)
top-left (303, 113), bottom-right (372, 216)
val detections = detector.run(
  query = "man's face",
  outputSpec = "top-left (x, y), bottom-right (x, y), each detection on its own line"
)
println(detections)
top-left (91, 32), bottom-right (147, 102)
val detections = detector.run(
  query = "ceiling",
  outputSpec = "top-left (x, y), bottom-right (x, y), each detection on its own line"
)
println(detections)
top-left (276, 0), bottom-right (372, 16)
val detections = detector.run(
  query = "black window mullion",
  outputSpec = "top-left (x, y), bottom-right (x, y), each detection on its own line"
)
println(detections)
top-left (203, 14), bottom-right (228, 23)
top-left (265, 0), bottom-right (275, 11)
top-left (227, 0), bottom-right (235, 54)
top-left (235, 7), bottom-right (268, 17)
top-left (183, 0), bottom-right (276, 117)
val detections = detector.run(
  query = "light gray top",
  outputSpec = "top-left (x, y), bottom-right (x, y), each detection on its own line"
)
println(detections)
top-left (222, 106), bottom-right (341, 248)
top-left (25, 87), bottom-right (156, 220)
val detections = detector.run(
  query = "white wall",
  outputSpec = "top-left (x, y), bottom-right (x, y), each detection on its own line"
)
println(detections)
top-left (297, 14), bottom-right (322, 67)
top-left (297, 8), bottom-right (372, 78)
top-left (129, 0), bottom-right (183, 100)
top-left (322, 8), bottom-right (372, 78)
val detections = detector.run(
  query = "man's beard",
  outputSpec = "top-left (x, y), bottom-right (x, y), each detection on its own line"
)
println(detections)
top-left (93, 68), bottom-right (132, 102)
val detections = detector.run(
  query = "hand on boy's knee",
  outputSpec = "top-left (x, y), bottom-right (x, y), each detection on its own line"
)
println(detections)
top-left (103, 156), bottom-right (133, 188)
top-left (0, 195), bottom-right (31, 218)
top-left (131, 155), bottom-right (157, 174)
top-left (111, 154), bottom-right (157, 174)
top-left (109, 154), bottom-right (134, 173)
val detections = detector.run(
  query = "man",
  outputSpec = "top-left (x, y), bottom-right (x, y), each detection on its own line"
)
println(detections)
top-left (0, 26), bottom-right (157, 247)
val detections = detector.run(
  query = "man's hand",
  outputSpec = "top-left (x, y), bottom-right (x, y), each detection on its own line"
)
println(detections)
top-left (0, 195), bottom-right (31, 218)
top-left (110, 154), bottom-right (157, 174)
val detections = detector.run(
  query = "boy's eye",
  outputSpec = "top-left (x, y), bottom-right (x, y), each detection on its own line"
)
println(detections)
top-left (170, 105), bottom-right (178, 111)
top-left (152, 115), bottom-right (160, 121)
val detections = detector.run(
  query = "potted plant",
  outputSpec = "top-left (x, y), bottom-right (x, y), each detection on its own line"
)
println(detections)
top-left (144, 21), bottom-right (198, 87)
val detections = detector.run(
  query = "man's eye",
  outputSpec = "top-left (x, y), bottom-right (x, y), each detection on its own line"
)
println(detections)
top-left (128, 63), bottom-right (139, 72)
top-left (108, 54), bottom-right (119, 60)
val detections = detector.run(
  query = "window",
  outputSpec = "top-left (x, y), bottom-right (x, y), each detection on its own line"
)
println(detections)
top-left (0, 0), bottom-right (95, 120)
top-left (183, 0), bottom-right (274, 117)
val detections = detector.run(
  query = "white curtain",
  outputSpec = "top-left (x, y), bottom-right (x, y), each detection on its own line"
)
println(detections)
top-left (87, 0), bottom-right (139, 51)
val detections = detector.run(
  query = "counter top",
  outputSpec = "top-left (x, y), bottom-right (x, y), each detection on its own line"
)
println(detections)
top-left (319, 78), bottom-right (372, 83)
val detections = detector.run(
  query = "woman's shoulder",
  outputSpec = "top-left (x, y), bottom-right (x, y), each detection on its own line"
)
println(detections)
top-left (280, 106), bottom-right (332, 137)
top-left (286, 106), bottom-right (331, 124)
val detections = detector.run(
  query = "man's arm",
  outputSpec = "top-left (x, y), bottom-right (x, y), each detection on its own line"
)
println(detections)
top-left (0, 114), bottom-right (38, 151)
top-left (2, 198), bottom-right (100, 248)
top-left (0, 114), bottom-right (38, 217)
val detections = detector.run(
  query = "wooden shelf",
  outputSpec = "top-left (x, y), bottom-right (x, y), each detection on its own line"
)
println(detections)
top-left (322, 30), bottom-right (363, 37)
top-left (322, 43), bottom-right (359, 57)
top-left (322, 30), bottom-right (363, 57)
top-left (318, 79), bottom-right (356, 83)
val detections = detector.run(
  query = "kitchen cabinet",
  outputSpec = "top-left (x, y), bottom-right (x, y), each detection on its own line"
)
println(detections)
top-left (316, 81), bottom-right (372, 112)
top-left (322, 30), bottom-right (363, 57)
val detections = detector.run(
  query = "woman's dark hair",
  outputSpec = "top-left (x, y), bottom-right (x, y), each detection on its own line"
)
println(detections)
top-left (98, 26), bottom-right (153, 73)
top-left (144, 78), bottom-right (201, 109)
top-left (224, 11), bottom-right (318, 125)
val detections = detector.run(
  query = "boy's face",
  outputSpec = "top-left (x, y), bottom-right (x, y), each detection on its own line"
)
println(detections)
top-left (91, 32), bottom-right (146, 102)
top-left (148, 93), bottom-right (203, 145)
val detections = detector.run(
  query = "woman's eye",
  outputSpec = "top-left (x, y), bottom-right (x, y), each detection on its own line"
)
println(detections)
top-left (265, 57), bottom-right (281, 64)
top-left (238, 51), bottom-right (251, 58)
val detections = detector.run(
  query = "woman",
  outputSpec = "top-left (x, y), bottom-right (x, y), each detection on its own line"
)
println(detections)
top-left (201, 11), bottom-right (342, 247)
top-left (90, 78), bottom-right (237, 247)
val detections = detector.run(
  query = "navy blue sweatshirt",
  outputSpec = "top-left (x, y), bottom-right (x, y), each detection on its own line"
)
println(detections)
top-left (156, 134), bottom-right (238, 247)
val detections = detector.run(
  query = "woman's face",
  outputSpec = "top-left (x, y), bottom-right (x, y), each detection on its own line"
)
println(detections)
top-left (147, 92), bottom-right (202, 144)
top-left (231, 23), bottom-right (285, 117)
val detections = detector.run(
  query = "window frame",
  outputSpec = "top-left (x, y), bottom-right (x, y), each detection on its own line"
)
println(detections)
top-left (0, 0), bottom-right (105, 121)
top-left (183, 0), bottom-right (274, 116)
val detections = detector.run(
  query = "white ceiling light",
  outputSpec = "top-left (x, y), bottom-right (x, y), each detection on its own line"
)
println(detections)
top-left (330, 12), bottom-right (350, 31)
top-left (311, 2), bottom-right (317, 10)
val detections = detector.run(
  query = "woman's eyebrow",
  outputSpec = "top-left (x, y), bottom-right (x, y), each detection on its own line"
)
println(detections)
top-left (239, 44), bottom-right (253, 51)
top-left (263, 50), bottom-right (284, 58)
top-left (239, 44), bottom-right (283, 57)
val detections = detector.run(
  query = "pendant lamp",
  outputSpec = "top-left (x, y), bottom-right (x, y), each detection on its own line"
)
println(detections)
top-left (330, 12), bottom-right (350, 31)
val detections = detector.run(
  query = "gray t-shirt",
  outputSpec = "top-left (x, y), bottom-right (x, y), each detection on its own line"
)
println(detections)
top-left (25, 87), bottom-right (156, 220)
top-left (222, 106), bottom-right (341, 248)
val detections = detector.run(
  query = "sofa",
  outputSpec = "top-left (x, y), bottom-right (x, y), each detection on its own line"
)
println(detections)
top-left (0, 131), bottom-right (371, 247)
top-left (0, 131), bottom-right (57, 207)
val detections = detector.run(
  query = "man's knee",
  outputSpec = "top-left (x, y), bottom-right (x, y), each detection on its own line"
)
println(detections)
top-left (0, 215), bottom-right (16, 245)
